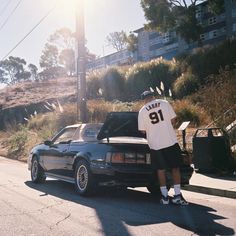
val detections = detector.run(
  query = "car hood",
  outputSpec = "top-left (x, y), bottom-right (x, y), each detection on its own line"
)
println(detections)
top-left (97, 112), bottom-right (146, 140)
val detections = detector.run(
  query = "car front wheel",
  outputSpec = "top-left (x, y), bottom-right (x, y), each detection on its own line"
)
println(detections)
top-left (31, 156), bottom-right (46, 183)
top-left (75, 159), bottom-right (96, 196)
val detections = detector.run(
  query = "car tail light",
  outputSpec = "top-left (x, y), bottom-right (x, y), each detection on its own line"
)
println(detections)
top-left (111, 153), bottom-right (125, 163)
top-left (106, 152), bottom-right (150, 164)
top-left (137, 153), bottom-right (146, 164)
top-left (125, 153), bottom-right (136, 163)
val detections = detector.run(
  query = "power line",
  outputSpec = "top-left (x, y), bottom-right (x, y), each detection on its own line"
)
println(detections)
top-left (1, 3), bottom-right (58, 61)
top-left (0, 0), bottom-right (23, 32)
top-left (0, 0), bottom-right (13, 17)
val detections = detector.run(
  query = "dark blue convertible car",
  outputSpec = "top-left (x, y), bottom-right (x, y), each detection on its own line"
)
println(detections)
top-left (28, 112), bottom-right (193, 196)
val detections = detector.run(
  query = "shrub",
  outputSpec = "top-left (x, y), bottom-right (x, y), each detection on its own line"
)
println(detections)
top-left (173, 71), bottom-right (199, 98)
top-left (101, 67), bottom-right (125, 101)
top-left (7, 124), bottom-right (28, 159)
top-left (178, 39), bottom-right (236, 84)
top-left (191, 69), bottom-right (236, 128)
top-left (56, 104), bottom-right (77, 130)
top-left (27, 113), bottom-right (55, 130)
top-left (173, 99), bottom-right (210, 127)
top-left (87, 70), bottom-right (103, 99)
top-left (125, 58), bottom-right (179, 100)
top-left (87, 99), bottom-right (135, 123)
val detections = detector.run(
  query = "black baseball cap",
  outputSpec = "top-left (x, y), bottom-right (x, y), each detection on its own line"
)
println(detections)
top-left (140, 90), bottom-right (154, 100)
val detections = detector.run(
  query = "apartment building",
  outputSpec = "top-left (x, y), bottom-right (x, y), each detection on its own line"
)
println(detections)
top-left (87, 0), bottom-right (236, 70)
top-left (86, 49), bottom-right (137, 71)
top-left (136, 0), bottom-right (236, 61)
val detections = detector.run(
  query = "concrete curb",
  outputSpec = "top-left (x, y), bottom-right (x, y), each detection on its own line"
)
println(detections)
top-left (182, 185), bottom-right (236, 199)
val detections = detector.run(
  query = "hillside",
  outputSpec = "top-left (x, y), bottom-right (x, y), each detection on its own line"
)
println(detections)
top-left (0, 77), bottom-right (77, 109)
top-left (0, 77), bottom-right (78, 129)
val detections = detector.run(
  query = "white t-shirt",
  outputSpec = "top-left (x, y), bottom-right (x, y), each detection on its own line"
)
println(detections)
top-left (138, 99), bottom-right (177, 150)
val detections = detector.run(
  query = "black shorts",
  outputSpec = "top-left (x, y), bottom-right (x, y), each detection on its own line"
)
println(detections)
top-left (150, 143), bottom-right (182, 170)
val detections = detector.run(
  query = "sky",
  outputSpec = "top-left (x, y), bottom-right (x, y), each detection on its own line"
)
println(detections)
top-left (0, 0), bottom-right (146, 68)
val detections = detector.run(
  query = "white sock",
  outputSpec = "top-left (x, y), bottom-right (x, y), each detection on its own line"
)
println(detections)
top-left (174, 184), bottom-right (181, 196)
top-left (160, 186), bottom-right (168, 197)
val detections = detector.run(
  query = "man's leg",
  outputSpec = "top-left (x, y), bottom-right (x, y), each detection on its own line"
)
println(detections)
top-left (172, 167), bottom-right (181, 196)
top-left (158, 169), bottom-right (167, 187)
top-left (157, 169), bottom-right (169, 204)
top-left (172, 167), bottom-right (181, 185)
top-left (171, 167), bottom-right (188, 205)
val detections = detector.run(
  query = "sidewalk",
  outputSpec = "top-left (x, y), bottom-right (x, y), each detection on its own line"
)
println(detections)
top-left (182, 171), bottom-right (236, 199)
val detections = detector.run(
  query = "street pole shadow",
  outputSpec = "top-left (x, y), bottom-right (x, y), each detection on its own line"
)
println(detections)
top-left (25, 180), bottom-right (235, 236)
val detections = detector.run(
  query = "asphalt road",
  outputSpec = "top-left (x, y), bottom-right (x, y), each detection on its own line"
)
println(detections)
top-left (0, 156), bottom-right (236, 236)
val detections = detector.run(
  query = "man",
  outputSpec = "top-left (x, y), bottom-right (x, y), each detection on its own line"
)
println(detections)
top-left (138, 90), bottom-right (188, 205)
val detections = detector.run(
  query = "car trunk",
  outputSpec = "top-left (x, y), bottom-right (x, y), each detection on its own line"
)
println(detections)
top-left (96, 112), bottom-right (193, 186)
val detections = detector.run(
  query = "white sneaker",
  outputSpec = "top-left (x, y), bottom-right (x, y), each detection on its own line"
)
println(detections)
top-left (172, 194), bottom-right (188, 205)
top-left (160, 195), bottom-right (169, 205)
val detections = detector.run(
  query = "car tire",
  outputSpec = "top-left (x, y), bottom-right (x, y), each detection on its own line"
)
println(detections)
top-left (31, 156), bottom-right (46, 183)
top-left (75, 159), bottom-right (96, 196)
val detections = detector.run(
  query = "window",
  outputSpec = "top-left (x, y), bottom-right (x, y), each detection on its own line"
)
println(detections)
top-left (196, 5), bottom-right (202, 14)
top-left (233, 23), bottom-right (236, 32)
top-left (232, 9), bottom-right (236, 17)
top-left (220, 13), bottom-right (226, 20)
top-left (162, 32), bottom-right (170, 44)
top-left (200, 34), bottom-right (206, 41)
top-left (196, 12), bottom-right (202, 18)
top-left (149, 32), bottom-right (159, 40)
top-left (54, 128), bottom-right (77, 144)
top-left (221, 27), bottom-right (226, 33)
top-left (209, 30), bottom-right (218, 38)
top-left (208, 17), bottom-right (217, 25)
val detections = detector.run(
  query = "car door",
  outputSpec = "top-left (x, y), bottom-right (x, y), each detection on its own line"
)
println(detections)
top-left (42, 127), bottom-right (77, 176)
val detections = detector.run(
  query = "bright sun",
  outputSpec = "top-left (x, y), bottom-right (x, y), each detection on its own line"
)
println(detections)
top-left (58, 0), bottom-right (100, 19)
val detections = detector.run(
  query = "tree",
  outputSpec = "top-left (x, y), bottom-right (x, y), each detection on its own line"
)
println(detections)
top-left (208, 0), bottom-right (225, 15)
top-left (106, 31), bottom-right (128, 51)
top-left (28, 64), bottom-right (38, 81)
top-left (39, 43), bottom-right (66, 79)
top-left (0, 68), bottom-right (7, 84)
top-left (140, 0), bottom-right (225, 43)
top-left (0, 56), bottom-right (31, 85)
top-left (40, 43), bottom-right (59, 69)
top-left (49, 27), bottom-right (75, 49)
top-left (125, 33), bottom-right (138, 52)
top-left (59, 49), bottom-right (75, 76)
top-left (40, 27), bottom-right (97, 78)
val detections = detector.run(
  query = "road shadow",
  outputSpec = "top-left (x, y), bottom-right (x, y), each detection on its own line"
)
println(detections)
top-left (25, 180), bottom-right (235, 236)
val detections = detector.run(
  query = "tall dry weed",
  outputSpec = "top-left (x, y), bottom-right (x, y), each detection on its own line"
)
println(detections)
top-left (191, 69), bottom-right (236, 128)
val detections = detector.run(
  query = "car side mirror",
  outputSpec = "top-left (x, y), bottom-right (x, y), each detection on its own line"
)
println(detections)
top-left (44, 140), bottom-right (52, 146)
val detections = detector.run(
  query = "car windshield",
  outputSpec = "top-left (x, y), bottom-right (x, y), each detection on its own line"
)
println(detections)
top-left (54, 127), bottom-right (77, 144)
top-left (73, 124), bottom-right (103, 142)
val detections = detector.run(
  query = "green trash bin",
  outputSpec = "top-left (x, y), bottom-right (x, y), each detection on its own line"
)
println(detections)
top-left (192, 128), bottom-right (232, 173)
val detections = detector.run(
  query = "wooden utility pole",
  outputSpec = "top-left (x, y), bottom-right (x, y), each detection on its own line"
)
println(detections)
top-left (76, 0), bottom-right (87, 123)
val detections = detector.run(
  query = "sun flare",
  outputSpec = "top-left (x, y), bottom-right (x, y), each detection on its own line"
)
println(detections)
top-left (58, 0), bottom-right (101, 19)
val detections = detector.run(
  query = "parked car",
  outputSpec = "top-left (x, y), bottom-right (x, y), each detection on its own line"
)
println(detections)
top-left (28, 112), bottom-right (193, 196)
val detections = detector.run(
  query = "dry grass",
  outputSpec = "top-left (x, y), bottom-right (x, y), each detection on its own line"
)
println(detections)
top-left (0, 77), bottom-right (76, 109)
top-left (191, 69), bottom-right (236, 128)
top-left (172, 99), bottom-right (211, 128)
